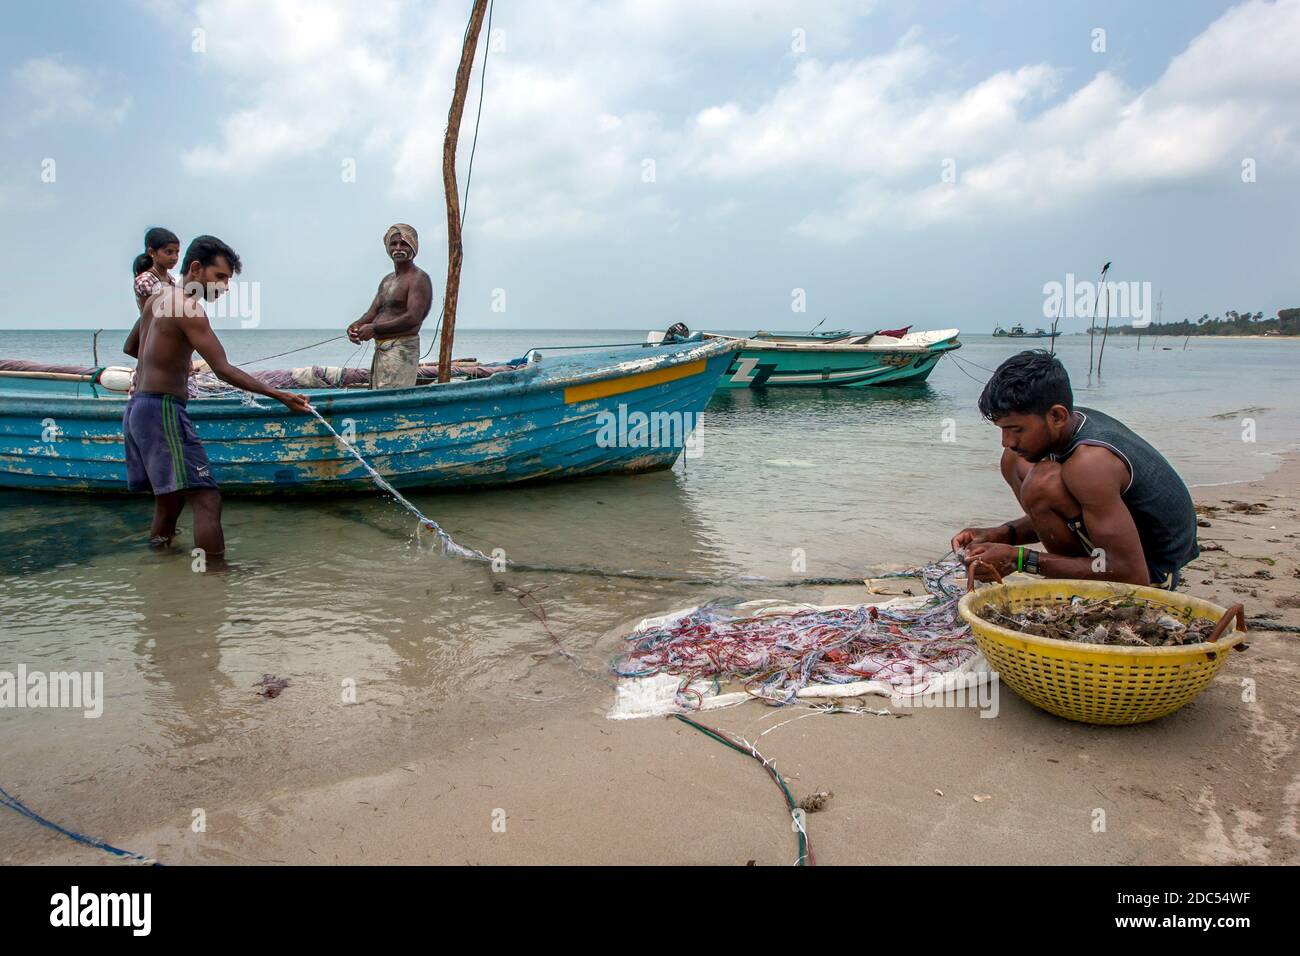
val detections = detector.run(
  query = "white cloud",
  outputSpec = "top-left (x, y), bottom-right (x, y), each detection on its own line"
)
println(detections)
top-left (681, 42), bottom-right (1059, 181)
top-left (777, 0), bottom-right (1300, 239)
top-left (181, 0), bottom-right (407, 174)
top-left (10, 56), bottom-right (131, 127)
top-left (158, 0), bottom-right (1300, 243)
top-left (161, 0), bottom-right (874, 239)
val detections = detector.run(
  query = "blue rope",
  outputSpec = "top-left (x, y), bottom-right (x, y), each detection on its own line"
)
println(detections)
top-left (0, 785), bottom-right (161, 865)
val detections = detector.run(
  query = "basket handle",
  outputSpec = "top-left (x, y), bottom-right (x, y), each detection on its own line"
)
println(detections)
top-left (1206, 603), bottom-right (1246, 642)
top-left (965, 560), bottom-right (1005, 593)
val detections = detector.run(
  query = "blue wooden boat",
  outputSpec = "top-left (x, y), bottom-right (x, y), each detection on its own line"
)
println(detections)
top-left (0, 337), bottom-right (737, 494)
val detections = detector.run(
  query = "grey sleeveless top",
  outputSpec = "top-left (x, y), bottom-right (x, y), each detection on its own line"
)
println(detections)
top-left (1049, 407), bottom-right (1199, 580)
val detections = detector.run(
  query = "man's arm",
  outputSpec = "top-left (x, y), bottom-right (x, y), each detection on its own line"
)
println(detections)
top-left (372, 272), bottom-right (433, 338)
top-left (124, 293), bottom-right (161, 358)
top-left (177, 306), bottom-right (310, 412)
top-left (126, 274), bottom-right (163, 356)
top-left (1038, 446), bottom-right (1149, 583)
top-left (347, 282), bottom-right (386, 342)
top-left (124, 318), bottom-right (142, 359)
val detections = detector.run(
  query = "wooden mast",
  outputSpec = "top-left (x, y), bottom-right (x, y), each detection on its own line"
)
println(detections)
top-left (437, 0), bottom-right (490, 383)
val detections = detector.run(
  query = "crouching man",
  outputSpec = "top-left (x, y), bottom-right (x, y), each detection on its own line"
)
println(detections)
top-left (952, 350), bottom-right (1199, 588)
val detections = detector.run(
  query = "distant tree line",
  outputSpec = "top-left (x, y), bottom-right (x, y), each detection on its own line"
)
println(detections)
top-left (1098, 308), bottom-right (1300, 336)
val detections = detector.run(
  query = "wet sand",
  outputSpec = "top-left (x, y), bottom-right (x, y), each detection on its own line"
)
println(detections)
top-left (20, 457), bottom-right (1299, 866)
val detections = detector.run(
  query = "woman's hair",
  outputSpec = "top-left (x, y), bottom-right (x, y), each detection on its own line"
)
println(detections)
top-left (132, 226), bottom-right (180, 276)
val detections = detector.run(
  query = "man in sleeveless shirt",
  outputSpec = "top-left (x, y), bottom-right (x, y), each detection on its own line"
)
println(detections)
top-left (952, 350), bottom-right (1199, 588)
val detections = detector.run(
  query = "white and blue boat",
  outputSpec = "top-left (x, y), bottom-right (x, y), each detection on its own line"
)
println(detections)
top-left (681, 327), bottom-right (961, 388)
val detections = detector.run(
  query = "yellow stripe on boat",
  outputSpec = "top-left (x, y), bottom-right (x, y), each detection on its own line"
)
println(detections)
top-left (564, 359), bottom-right (706, 404)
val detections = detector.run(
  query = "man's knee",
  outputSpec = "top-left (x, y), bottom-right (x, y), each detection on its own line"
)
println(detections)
top-left (187, 489), bottom-right (222, 513)
top-left (1020, 461), bottom-right (1076, 515)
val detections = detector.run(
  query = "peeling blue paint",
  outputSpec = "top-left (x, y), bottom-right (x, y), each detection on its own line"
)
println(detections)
top-left (0, 339), bottom-right (739, 494)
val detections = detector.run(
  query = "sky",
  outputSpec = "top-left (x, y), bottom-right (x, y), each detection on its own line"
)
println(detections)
top-left (1, 0), bottom-right (1298, 333)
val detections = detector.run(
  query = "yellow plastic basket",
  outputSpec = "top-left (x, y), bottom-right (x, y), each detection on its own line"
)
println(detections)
top-left (958, 578), bottom-right (1247, 725)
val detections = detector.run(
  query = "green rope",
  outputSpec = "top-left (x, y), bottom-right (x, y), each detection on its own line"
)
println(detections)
top-left (673, 713), bottom-right (810, 866)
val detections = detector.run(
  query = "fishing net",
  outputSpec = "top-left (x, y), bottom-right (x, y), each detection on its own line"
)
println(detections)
top-left (612, 560), bottom-right (978, 709)
top-left (189, 360), bottom-right (519, 395)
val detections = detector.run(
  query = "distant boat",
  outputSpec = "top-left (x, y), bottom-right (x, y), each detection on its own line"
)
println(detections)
top-left (993, 324), bottom-right (1058, 339)
top-left (0, 337), bottom-right (739, 493)
top-left (650, 327), bottom-right (961, 388)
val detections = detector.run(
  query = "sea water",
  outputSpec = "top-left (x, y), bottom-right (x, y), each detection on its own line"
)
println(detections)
top-left (2, 328), bottom-right (1297, 859)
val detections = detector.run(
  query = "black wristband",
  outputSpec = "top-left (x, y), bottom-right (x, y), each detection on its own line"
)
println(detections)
top-left (1003, 521), bottom-right (1018, 545)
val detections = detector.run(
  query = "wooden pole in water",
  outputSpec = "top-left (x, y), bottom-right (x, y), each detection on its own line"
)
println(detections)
top-left (437, 0), bottom-right (490, 384)
top-left (1088, 261), bottom-right (1110, 376)
top-left (1097, 282), bottom-right (1112, 374)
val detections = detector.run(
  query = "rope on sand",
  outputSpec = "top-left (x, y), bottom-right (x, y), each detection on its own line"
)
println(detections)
top-left (0, 785), bottom-right (160, 865)
top-left (661, 560), bottom-right (967, 867)
top-left (312, 402), bottom-right (841, 867)
top-left (1247, 618), bottom-right (1300, 634)
top-left (672, 714), bottom-right (812, 866)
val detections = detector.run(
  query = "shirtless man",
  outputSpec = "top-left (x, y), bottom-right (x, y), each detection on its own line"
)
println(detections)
top-left (346, 223), bottom-right (434, 389)
top-left (951, 350), bottom-right (1199, 587)
top-left (125, 235), bottom-right (310, 559)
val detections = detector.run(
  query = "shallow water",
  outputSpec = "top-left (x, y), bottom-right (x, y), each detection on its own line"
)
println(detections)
top-left (2, 328), bottom-right (1298, 858)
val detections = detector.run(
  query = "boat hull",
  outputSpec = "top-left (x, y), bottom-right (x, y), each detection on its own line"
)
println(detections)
top-left (0, 340), bottom-right (736, 494)
top-left (712, 333), bottom-right (960, 389)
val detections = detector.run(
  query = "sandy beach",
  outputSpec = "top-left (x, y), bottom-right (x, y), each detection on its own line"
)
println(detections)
top-left (17, 455), bottom-right (1297, 867)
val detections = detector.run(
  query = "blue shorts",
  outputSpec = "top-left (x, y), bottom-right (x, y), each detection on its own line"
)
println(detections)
top-left (123, 392), bottom-right (218, 495)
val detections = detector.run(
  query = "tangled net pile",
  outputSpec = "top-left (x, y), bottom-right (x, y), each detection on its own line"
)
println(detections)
top-left (613, 559), bottom-right (976, 707)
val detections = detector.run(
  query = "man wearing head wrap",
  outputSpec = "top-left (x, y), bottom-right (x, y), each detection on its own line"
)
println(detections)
top-left (346, 224), bottom-right (434, 389)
